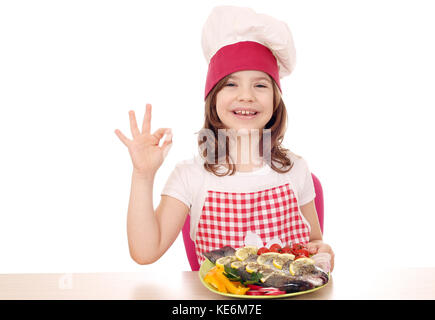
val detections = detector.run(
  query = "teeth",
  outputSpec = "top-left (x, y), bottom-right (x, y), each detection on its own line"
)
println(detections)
top-left (234, 110), bottom-right (256, 115)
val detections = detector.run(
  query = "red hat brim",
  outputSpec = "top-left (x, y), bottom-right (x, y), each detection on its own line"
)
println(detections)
top-left (204, 41), bottom-right (281, 100)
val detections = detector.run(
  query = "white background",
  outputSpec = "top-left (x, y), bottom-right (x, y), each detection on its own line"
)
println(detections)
top-left (1, 0), bottom-right (434, 274)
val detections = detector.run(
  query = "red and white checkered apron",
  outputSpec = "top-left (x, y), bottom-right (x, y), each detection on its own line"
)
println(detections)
top-left (194, 183), bottom-right (310, 264)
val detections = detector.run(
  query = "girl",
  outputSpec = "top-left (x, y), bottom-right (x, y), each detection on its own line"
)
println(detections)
top-left (115, 6), bottom-right (335, 270)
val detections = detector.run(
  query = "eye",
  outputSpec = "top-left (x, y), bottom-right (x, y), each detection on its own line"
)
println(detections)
top-left (225, 82), bottom-right (236, 87)
top-left (256, 84), bottom-right (267, 88)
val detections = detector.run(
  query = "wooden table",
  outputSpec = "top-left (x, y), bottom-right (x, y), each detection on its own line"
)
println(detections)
top-left (0, 267), bottom-right (434, 299)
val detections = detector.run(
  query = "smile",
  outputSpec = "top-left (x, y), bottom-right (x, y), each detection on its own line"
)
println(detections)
top-left (232, 110), bottom-right (259, 119)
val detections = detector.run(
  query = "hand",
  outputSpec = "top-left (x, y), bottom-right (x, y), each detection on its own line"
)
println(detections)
top-left (114, 104), bottom-right (173, 177)
top-left (307, 240), bottom-right (335, 272)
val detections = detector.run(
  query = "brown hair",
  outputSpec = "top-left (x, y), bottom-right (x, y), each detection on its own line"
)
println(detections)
top-left (197, 74), bottom-right (293, 176)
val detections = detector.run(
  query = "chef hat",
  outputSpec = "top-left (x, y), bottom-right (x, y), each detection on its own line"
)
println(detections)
top-left (202, 6), bottom-right (296, 100)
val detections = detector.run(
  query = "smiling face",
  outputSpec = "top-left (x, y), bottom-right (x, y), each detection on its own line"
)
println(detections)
top-left (215, 70), bottom-right (274, 131)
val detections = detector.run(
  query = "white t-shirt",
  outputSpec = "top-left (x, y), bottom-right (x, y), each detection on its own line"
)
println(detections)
top-left (161, 151), bottom-right (316, 242)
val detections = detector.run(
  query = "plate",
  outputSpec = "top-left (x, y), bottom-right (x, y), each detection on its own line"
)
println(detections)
top-left (199, 259), bottom-right (329, 299)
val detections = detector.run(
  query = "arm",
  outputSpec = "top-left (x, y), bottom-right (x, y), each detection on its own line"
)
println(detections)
top-left (127, 171), bottom-right (189, 264)
top-left (299, 200), bottom-right (323, 242)
top-left (300, 200), bottom-right (335, 271)
top-left (115, 103), bottom-right (188, 265)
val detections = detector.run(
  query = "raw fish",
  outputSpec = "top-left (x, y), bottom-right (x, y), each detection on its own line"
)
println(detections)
top-left (203, 246), bottom-right (329, 293)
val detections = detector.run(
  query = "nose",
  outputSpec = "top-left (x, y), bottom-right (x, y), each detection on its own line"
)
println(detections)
top-left (237, 85), bottom-right (255, 102)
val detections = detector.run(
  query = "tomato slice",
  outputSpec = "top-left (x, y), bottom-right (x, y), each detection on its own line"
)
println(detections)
top-left (292, 243), bottom-right (306, 250)
top-left (257, 287), bottom-right (282, 292)
top-left (246, 284), bottom-right (263, 290)
top-left (257, 247), bottom-right (270, 255)
top-left (291, 243), bottom-right (307, 255)
top-left (294, 248), bottom-right (310, 257)
top-left (294, 254), bottom-right (308, 260)
top-left (246, 288), bottom-right (286, 296)
top-left (246, 291), bottom-right (265, 296)
top-left (281, 246), bottom-right (292, 254)
top-left (269, 244), bottom-right (282, 253)
top-left (264, 290), bottom-right (286, 295)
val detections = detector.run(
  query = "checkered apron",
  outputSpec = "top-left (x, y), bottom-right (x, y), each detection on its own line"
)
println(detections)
top-left (194, 183), bottom-right (310, 264)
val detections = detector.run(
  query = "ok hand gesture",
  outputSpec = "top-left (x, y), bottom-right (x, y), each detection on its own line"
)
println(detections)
top-left (115, 104), bottom-right (172, 178)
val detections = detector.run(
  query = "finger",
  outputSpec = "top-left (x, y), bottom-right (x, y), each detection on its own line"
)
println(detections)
top-left (317, 244), bottom-right (332, 254)
top-left (114, 129), bottom-right (131, 147)
top-left (306, 242), bottom-right (320, 254)
top-left (129, 110), bottom-right (141, 138)
top-left (326, 250), bottom-right (335, 271)
top-left (308, 245), bottom-right (318, 254)
top-left (161, 140), bottom-right (173, 159)
top-left (160, 130), bottom-right (173, 148)
top-left (152, 128), bottom-right (172, 141)
top-left (317, 245), bottom-right (335, 270)
top-left (142, 103), bottom-right (152, 134)
top-left (160, 131), bottom-right (173, 147)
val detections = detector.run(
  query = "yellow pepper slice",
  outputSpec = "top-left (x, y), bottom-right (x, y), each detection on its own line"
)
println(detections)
top-left (231, 281), bottom-right (243, 287)
top-left (214, 268), bottom-right (250, 295)
top-left (204, 268), bottom-right (227, 293)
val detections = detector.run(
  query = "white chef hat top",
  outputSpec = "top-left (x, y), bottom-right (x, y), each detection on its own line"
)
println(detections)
top-left (201, 6), bottom-right (296, 99)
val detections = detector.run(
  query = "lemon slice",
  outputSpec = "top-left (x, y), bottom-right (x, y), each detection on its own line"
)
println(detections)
top-left (230, 261), bottom-right (245, 269)
top-left (257, 252), bottom-right (280, 266)
top-left (289, 257), bottom-right (315, 276)
top-left (272, 253), bottom-right (295, 270)
top-left (245, 262), bottom-right (262, 273)
top-left (235, 246), bottom-right (258, 261)
top-left (216, 256), bottom-right (237, 269)
top-left (259, 269), bottom-right (278, 283)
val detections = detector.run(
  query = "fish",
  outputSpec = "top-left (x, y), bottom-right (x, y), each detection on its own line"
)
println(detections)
top-left (310, 252), bottom-right (332, 273)
top-left (203, 246), bottom-right (236, 264)
top-left (203, 247), bottom-right (329, 293)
